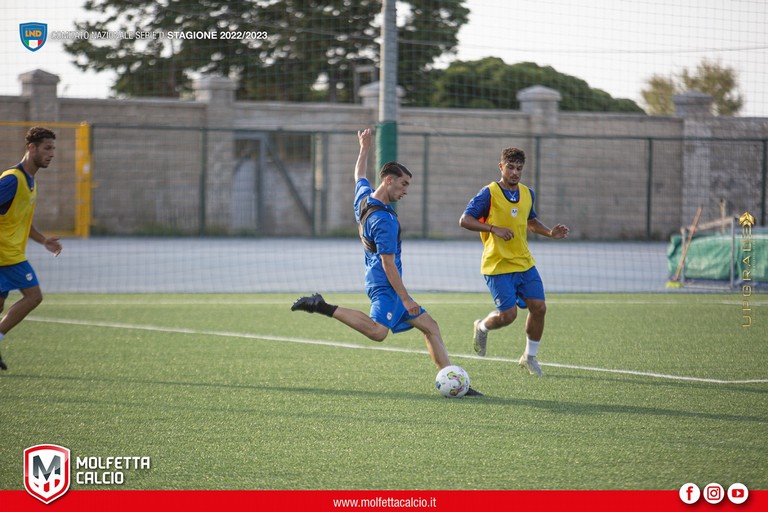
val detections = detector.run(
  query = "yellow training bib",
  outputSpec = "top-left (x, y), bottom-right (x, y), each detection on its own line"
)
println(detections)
top-left (0, 167), bottom-right (36, 265)
top-left (479, 182), bottom-right (535, 275)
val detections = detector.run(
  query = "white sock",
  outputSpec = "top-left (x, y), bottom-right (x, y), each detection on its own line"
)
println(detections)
top-left (525, 338), bottom-right (540, 357)
top-left (478, 320), bottom-right (488, 333)
top-left (0, 332), bottom-right (4, 343)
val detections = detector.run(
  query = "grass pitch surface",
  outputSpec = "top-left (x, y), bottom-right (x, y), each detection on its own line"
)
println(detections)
top-left (1, 293), bottom-right (765, 490)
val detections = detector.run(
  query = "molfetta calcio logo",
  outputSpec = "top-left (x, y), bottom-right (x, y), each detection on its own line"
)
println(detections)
top-left (20, 22), bottom-right (48, 52)
top-left (24, 444), bottom-right (71, 504)
top-left (23, 444), bottom-right (153, 504)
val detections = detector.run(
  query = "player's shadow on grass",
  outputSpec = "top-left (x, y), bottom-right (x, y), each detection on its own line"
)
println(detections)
top-left (546, 372), bottom-right (768, 395)
top-left (484, 395), bottom-right (768, 424)
top-left (7, 371), bottom-right (449, 408)
top-left (7, 372), bottom-right (768, 425)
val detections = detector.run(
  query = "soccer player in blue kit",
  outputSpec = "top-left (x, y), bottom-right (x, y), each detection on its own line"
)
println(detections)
top-left (292, 128), bottom-right (481, 396)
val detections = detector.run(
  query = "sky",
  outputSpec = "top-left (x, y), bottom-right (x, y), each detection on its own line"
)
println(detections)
top-left (2, 0), bottom-right (767, 116)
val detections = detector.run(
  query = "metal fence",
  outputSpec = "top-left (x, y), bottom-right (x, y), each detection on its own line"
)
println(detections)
top-left (86, 124), bottom-right (767, 240)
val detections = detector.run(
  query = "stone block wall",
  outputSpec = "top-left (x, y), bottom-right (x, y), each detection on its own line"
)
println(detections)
top-left (1, 71), bottom-right (766, 239)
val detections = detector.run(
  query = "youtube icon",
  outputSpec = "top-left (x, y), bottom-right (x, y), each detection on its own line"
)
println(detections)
top-left (728, 483), bottom-right (749, 505)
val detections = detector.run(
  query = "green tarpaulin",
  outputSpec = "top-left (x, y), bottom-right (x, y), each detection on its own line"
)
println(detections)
top-left (667, 230), bottom-right (768, 282)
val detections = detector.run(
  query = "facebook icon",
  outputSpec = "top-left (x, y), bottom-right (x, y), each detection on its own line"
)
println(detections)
top-left (679, 483), bottom-right (701, 504)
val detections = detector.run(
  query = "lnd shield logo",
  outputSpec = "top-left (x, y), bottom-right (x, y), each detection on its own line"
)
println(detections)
top-left (24, 444), bottom-right (71, 504)
top-left (20, 22), bottom-right (48, 52)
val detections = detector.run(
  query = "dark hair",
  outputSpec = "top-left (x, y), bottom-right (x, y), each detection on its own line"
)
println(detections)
top-left (500, 147), bottom-right (525, 165)
top-left (379, 161), bottom-right (412, 180)
top-left (26, 127), bottom-right (56, 146)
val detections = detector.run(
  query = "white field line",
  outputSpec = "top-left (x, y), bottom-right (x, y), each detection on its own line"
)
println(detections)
top-left (27, 316), bottom-right (768, 385)
top-left (39, 298), bottom-right (768, 307)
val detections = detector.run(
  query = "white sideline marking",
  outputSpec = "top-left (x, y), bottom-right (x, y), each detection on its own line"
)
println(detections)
top-left (41, 298), bottom-right (768, 307)
top-left (28, 316), bottom-right (768, 385)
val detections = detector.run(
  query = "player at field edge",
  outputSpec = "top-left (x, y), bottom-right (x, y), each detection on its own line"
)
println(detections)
top-left (0, 127), bottom-right (62, 371)
top-left (292, 128), bottom-right (482, 396)
top-left (459, 147), bottom-right (569, 376)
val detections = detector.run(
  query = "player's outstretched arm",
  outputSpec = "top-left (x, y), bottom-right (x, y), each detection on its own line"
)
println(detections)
top-left (527, 218), bottom-right (569, 239)
top-left (355, 128), bottom-right (372, 182)
top-left (29, 224), bottom-right (62, 256)
top-left (380, 253), bottom-right (420, 317)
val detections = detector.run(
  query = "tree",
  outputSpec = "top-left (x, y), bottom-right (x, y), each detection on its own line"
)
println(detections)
top-left (641, 59), bottom-right (744, 116)
top-left (430, 58), bottom-right (643, 112)
top-left (640, 75), bottom-right (677, 115)
top-left (65, 0), bottom-right (469, 102)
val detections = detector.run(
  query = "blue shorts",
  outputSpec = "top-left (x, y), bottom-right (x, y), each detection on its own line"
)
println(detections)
top-left (0, 261), bottom-right (40, 298)
top-left (367, 286), bottom-right (426, 334)
top-left (484, 266), bottom-right (545, 311)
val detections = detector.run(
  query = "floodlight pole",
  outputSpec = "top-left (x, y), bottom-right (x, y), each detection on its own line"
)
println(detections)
top-left (377, 0), bottom-right (398, 189)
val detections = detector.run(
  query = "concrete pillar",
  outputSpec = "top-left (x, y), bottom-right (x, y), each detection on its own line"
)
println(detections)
top-left (675, 91), bottom-right (714, 227)
top-left (358, 81), bottom-right (404, 113)
top-left (194, 75), bottom-right (237, 125)
top-left (193, 75), bottom-right (237, 233)
top-left (517, 85), bottom-right (562, 134)
top-left (517, 85), bottom-right (562, 225)
top-left (673, 91), bottom-right (713, 118)
top-left (19, 69), bottom-right (60, 121)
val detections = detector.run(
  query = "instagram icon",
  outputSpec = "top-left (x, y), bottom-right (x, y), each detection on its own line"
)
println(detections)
top-left (704, 483), bottom-right (724, 504)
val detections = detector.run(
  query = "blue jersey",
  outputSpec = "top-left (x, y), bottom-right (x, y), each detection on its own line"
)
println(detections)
top-left (463, 184), bottom-right (537, 221)
top-left (354, 178), bottom-right (402, 290)
top-left (0, 164), bottom-right (33, 215)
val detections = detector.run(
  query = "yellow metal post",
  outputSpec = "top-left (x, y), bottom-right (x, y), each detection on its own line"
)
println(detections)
top-left (75, 122), bottom-right (92, 238)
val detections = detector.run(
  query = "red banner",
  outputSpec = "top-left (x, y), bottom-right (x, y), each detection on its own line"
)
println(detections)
top-left (0, 490), bottom-right (764, 512)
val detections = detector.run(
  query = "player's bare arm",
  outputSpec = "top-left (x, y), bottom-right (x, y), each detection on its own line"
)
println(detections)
top-left (355, 128), bottom-right (372, 181)
top-left (459, 213), bottom-right (514, 240)
top-left (29, 224), bottom-right (62, 256)
top-left (527, 218), bottom-right (570, 239)
top-left (380, 253), bottom-right (420, 316)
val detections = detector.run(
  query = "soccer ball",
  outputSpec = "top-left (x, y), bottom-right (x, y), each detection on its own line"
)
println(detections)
top-left (435, 365), bottom-right (470, 398)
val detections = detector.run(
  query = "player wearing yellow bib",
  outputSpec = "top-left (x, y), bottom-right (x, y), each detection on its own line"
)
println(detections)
top-left (0, 127), bottom-right (62, 370)
top-left (459, 147), bottom-right (569, 376)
